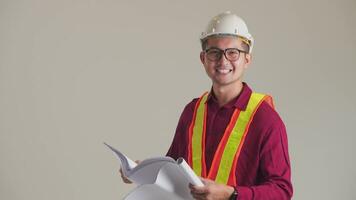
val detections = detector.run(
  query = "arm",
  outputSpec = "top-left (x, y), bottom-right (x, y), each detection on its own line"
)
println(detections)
top-left (236, 123), bottom-right (293, 200)
top-left (189, 123), bottom-right (293, 200)
top-left (166, 100), bottom-right (197, 160)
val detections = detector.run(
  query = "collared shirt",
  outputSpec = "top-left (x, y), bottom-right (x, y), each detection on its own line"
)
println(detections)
top-left (166, 83), bottom-right (293, 200)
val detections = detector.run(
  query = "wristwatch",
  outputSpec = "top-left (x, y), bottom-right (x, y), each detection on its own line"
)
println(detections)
top-left (229, 188), bottom-right (238, 200)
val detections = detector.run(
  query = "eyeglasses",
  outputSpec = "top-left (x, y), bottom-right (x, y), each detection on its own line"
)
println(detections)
top-left (204, 47), bottom-right (247, 62)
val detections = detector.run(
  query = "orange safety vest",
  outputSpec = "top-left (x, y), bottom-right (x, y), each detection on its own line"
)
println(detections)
top-left (187, 92), bottom-right (274, 186)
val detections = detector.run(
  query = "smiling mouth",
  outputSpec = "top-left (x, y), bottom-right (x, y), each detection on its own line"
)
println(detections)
top-left (216, 68), bottom-right (233, 74)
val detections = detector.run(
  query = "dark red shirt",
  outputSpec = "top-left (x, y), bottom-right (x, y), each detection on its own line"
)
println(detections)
top-left (166, 83), bottom-right (293, 200)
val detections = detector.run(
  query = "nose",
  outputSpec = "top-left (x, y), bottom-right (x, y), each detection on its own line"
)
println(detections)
top-left (218, 52), bottom-right (230, 66)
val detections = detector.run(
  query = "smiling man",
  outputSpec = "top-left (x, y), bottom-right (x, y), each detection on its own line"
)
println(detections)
top-left (166, 11), bottom-right (293, 200)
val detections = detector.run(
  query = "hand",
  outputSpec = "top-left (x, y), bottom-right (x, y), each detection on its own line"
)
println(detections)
top-left (119, 160), bottom-right (141, 184)
top-left (189, 178), bottom-right (234, 200)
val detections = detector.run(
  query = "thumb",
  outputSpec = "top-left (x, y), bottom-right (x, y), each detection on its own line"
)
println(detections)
top-left (200, 177), bottom-right (214, 184)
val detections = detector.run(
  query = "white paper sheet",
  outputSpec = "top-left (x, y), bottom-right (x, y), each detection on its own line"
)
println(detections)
top-left (104, 142), bottom-right (204, 200)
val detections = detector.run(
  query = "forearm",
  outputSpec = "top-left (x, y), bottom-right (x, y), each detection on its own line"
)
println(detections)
top-left (235, 122), bottom-right (293, 200)
top-left (235, 182), bottom-right (292, 200)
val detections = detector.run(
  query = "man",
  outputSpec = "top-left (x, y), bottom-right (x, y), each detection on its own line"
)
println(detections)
top-left (121, 11), bottom-right (293, 200)
top-left (166, 11), bottom-right (293, 199)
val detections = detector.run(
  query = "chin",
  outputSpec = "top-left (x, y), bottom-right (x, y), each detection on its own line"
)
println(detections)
top-left (214, 79), bottom-right (241, 87)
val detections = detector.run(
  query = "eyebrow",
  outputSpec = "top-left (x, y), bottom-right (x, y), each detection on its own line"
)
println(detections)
top-left (206, 47), bottom-right (239, 50)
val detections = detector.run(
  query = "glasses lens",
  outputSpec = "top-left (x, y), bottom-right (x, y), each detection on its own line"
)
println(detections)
top-left (225, 49), bottom-right (240, 61)
top-left (205, 48), bottom-right (241, 61)
top-left (206, 49), bottom-right (222, 61)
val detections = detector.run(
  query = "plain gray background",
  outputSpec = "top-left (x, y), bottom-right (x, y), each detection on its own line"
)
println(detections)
top-left (1, 0), bottom-right (355, 199)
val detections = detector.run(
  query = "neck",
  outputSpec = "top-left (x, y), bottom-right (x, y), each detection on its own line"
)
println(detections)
top-left (212, 82), bottom-right (243, 107)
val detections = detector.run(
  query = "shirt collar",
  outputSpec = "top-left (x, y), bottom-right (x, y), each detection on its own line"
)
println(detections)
top-left (206, 82), bottom-right (252, 111)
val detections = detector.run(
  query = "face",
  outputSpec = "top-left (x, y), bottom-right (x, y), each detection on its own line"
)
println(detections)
top-left (200, 36), bottom-right (251, 88)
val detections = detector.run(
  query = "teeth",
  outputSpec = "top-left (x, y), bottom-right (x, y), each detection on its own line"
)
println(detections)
top-left (216, 69), bottom-right (232, 74)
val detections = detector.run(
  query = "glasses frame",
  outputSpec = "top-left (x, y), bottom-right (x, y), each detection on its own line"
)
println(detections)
top-left (204, 47), bottom-right (248, 62)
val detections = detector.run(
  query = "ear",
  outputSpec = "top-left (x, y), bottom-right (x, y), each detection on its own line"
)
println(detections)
top-left (244, 53), bottom-right (252, 69)
top-left (200, 51), bottom-right (205, 64)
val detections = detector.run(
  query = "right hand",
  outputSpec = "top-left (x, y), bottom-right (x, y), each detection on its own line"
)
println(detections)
top-left (119, 168), bottom-right (132, 184)
top-left (119, 160), bottom-right (141, 184)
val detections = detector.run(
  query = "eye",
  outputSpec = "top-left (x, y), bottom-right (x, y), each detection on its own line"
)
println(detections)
top-left (206, 49), bottom-right (222, 59)
top-left (226, 49), bottom-right (240, 59)
top-left (207, 50), bottom-right (220, 56)
top-left (226, 49), bottom-right (239, 56)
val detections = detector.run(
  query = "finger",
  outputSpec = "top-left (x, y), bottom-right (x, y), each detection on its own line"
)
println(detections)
top-left (121, 174), bottom-right (132, 184)
top-left (190, 185), bottom-right (208, 194)
top-left (200, 177), bottom-right (213, 184)
top-left (190, 190), bottom-right (207, 200)
top-left (121, 175), bottom-right (131, 183)
top-left (119, 168), bottom-right (132, 184)
top-left (191, 193), bottom-right (206, 200)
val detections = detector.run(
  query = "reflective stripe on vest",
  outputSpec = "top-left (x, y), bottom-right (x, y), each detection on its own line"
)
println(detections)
top-left (188, 92), bottom-right (273, 186)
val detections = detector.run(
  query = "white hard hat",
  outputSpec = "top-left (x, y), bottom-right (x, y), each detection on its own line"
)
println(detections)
top-left (201, 11), bottom-right (254, 53)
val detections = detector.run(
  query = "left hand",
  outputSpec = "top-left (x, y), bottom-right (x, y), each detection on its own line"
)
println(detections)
top-left (189, 178), bottom-right (234, 200)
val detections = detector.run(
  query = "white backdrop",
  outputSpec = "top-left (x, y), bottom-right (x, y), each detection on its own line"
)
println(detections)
top-left (1, 0), bottom-right (355, 199)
